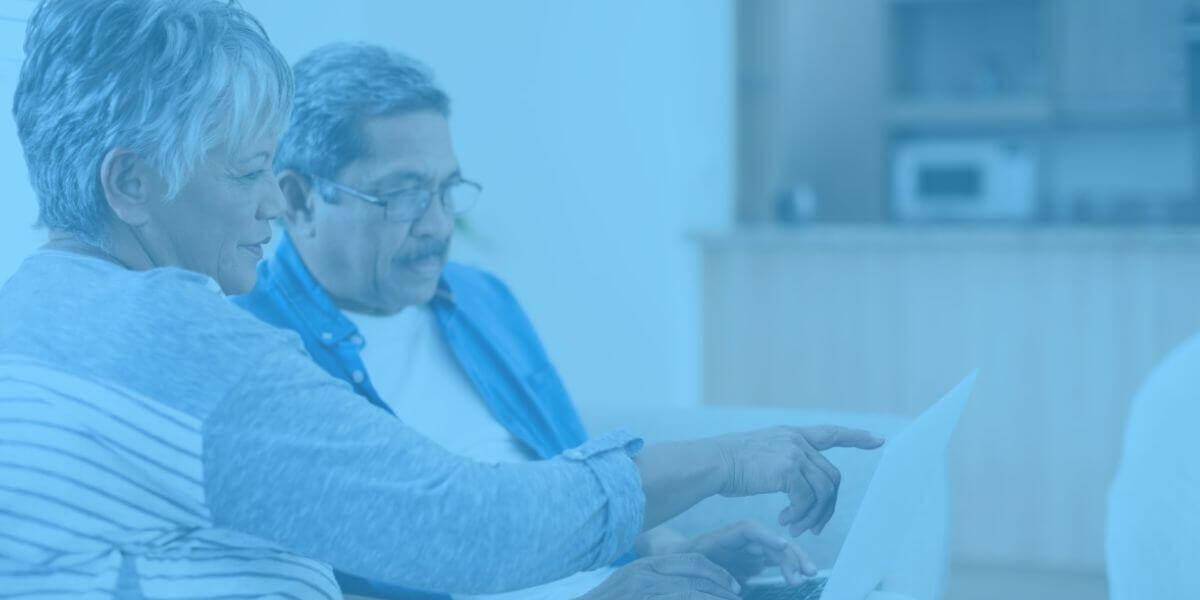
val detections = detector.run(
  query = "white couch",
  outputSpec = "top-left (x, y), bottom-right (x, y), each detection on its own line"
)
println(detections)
top-left (582, 404), bottom-right (949, 600)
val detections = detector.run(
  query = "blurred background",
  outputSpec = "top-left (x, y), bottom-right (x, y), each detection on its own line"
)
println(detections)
top-left (3, 1), bottom-right (1197, 598)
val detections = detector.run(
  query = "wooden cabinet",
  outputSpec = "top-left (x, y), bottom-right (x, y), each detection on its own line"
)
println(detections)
top-left (737, 0), bottom-right (1199, 225)
top-left (698, 226), bottom-right (1200, 569)
top-left (1055, 0), bottom-right (1190, 121)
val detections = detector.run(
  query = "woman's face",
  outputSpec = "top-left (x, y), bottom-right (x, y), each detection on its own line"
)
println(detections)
top-left (144, 128), bottom-right (283, 294)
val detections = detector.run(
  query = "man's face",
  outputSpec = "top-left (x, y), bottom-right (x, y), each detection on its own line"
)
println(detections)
top-left (299, 111), bottom-right (459, 314)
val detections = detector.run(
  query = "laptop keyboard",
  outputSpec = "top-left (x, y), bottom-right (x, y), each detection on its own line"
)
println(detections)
top-left (741, 576), bottom-right (827, 600)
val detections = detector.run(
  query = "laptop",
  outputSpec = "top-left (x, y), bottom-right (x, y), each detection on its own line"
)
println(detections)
top-left (742, 371), bottom-right (977, 600)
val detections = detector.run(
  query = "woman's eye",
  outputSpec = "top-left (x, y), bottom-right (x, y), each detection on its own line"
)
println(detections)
top-left (239, 170), bottom-right (266, 182)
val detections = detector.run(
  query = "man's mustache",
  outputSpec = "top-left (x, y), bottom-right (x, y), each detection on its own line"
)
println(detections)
top-left (395, 238), bottom-right (450, 263)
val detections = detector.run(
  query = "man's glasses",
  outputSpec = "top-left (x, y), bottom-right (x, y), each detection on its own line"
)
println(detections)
top-left (310, 174), bottom-right (482, 222)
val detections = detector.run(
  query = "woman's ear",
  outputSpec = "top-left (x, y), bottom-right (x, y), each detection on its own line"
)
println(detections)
top-left (277, 169), bottom-right (318, 238)
top-left (100, 147), bottom-right (164, 227)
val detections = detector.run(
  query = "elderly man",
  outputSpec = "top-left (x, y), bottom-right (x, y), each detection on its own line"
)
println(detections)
top-left (1, 3), bottom-right (881, 597)
top-left (235, 43), bottom-right (877, 599)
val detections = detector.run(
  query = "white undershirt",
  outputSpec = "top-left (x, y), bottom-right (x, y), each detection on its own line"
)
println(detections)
top-left (344, 304), bottom-right (617, 599)
top-left (346, 305), bottom-right (531, 464)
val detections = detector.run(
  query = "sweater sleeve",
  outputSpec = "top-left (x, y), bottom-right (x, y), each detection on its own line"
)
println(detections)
top-left (201, 341), bottom-right (645, 594)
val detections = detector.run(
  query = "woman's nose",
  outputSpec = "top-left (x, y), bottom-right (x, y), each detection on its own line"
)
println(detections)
top-left (258, 176), bottom-right (286, 221)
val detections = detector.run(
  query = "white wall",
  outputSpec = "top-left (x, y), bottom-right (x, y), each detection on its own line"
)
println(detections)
top-left (0, 1), bottom-right (736, 413)
top-left (0, 0), bottom-right (39, 280)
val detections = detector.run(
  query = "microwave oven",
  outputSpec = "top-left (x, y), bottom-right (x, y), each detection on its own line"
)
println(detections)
top-left (891, 139), bottom-right (1037, 222)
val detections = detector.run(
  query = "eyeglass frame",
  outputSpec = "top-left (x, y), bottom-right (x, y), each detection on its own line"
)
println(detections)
top-left (306, 173), bottom-right (482, 222)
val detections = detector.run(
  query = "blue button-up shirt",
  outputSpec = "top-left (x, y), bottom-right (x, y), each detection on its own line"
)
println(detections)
top-left (233, 235), bottom-right (628, 598)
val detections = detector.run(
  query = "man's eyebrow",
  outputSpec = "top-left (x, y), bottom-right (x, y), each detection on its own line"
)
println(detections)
top-left (373, 169), bottom-right (464, 190)
top-left (372, 171), bottom-right (429, 189)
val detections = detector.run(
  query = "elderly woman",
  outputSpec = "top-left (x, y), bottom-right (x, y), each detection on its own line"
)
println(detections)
top-left (0, 0), bottom-right (882, 598)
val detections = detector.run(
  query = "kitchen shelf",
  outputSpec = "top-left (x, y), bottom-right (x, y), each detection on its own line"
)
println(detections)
top-left (888, 97), bottom-right (1054, 128)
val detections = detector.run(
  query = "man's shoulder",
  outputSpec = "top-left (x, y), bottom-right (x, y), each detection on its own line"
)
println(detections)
top-left (439, 262), bottom-right (548, 348)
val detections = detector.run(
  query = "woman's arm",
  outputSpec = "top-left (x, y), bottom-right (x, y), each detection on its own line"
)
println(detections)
top-left (205, 350), bottom-right (644, 594)
top-left (203, 345), bottom-right (881, 594)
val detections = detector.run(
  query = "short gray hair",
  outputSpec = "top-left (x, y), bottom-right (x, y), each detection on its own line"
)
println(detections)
top-left (13, 0), bottom-right (293, 246)
top-left (275, 43), bottom-right (450, 184)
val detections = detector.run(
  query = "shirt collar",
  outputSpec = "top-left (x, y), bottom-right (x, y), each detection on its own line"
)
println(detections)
top-left (271, 233), bottom-right (456, 345)
top-left (433, 280), bottom-right (455, 305)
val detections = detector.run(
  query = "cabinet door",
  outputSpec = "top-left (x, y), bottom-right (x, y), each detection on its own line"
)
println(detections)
top-left (1056, 0), bottom-right (1188, 120)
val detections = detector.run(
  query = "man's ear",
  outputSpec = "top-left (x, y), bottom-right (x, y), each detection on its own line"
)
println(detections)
top-left (277, 169), bottom-right (318, 238)
top-left (100, 147), bottom-right (164, 227)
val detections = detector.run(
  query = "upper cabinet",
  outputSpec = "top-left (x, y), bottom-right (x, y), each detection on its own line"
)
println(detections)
top-left (887, 0), bottom-right (1194, 124)
top-left (889, 0), bottom-right (1054, 127)
top-left (1055, 0), bottom-right (1190, 122)
top-left (737, 0), bottom-right (1199, 225)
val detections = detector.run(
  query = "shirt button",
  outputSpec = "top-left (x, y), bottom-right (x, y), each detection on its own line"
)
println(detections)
top-left (320, 332), bottom-right (334, 343)
top-left (351, 370), bottom-right (365, 384)
top-left (350, 335), bottom-right (364, 346)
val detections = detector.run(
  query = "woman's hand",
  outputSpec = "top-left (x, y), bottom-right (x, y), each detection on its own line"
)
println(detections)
top-left (713, 426), bottom-right (884, 535)
top-left (635, 425), bottom-right (883, 534)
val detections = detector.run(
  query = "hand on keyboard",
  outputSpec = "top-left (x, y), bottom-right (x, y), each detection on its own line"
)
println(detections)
top-left (673, 520), bottom-right (817, 586)
top-left (575, 554), bottom-right (742, 600)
